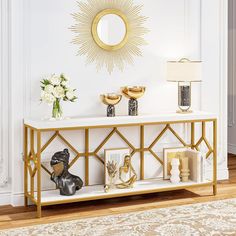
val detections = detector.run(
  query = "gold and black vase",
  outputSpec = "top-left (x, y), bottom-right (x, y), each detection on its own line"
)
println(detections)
top-left (100, 93), bottom-right (122, 117)
top-left (121, 86), bottom-right (146, 116)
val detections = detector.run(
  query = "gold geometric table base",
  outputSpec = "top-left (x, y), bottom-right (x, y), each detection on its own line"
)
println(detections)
top-left (24, 119), bottom-right (217, 218)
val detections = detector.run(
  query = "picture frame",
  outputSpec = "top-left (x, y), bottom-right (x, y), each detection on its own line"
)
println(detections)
top-left (163, 147), bottom-right (188, 180)
top-left (104, 148), bottom-right (131, 187)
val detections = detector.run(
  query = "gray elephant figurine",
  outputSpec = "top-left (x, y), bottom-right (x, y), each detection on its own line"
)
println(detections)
top-left (50, 149), bottom-right (83, 196)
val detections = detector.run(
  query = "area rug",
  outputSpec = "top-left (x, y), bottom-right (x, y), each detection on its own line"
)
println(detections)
top-left (1, 198), bottom-right (236, 236)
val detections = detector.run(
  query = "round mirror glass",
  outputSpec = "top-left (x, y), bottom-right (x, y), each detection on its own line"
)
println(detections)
top-left (97, 14), bottom-right (126, 46)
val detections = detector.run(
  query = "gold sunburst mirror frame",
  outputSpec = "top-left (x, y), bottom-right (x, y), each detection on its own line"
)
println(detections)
top-left (71, 0), bottom-right (149, 74)
top-left (91, 9), bottom-right (129, 51)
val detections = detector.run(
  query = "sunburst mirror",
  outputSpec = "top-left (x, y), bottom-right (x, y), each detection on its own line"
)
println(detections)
top-left (71, 0), bottom-right (148, 74)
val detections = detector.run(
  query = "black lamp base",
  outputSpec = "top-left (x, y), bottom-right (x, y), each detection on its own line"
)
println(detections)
top-left (177, 82), bottom-right (192, 114)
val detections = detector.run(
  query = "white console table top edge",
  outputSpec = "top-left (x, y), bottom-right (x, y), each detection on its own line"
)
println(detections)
top-left (24, 111), bottom-right (217, 129)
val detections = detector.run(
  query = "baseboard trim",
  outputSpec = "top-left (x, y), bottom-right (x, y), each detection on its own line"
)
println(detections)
top-left (11, 192), bottom-right (25, 207)
top-left (228, 143), bottom-right (236, 155)
top-left (0, 192), bottom-right (11, 206)
top-left (0, 191), bottom-right (27, 206)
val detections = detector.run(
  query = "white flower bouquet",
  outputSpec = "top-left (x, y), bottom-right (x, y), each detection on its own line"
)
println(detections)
top-left (40, 74), bottom-right (77, 119)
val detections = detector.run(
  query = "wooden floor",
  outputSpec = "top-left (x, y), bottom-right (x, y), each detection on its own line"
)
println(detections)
top-left (0, 155), bottom-right (236, 231)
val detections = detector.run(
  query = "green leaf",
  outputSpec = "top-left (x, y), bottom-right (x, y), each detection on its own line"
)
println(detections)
top-left (42, 79), bottom-right (50, 85)
top-left (71, 97), bottom-right (78, 102)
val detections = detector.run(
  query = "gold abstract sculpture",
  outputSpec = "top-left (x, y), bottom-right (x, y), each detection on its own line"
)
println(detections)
top-left (106, 160), bottom-right (118, 191)
top-left (121, 86), bottom-right (146, 116)
top-left (116, 155), bottom-right (137, 189)
top-left (71, 0), bottom-right (148, 74)
top-left (100, 93), bottom-right (122, 117)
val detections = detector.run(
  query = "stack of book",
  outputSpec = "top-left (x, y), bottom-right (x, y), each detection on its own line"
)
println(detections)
top-left (187, 149), bottom-right (206, 182)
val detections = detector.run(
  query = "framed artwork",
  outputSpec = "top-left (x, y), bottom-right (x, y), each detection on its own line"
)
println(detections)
top-left (163, 147), bottom-right (188, 180)
top-left (105, 148), bottom-right (136, 189)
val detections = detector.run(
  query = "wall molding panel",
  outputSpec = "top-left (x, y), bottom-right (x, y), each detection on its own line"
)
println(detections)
top-left (9, 0), bottom-right (28, 202)
top-left (201, 0), bottom-right (228, 177)
top-left (0, 0), bottom-right (10, 187)
top-left (228, 0), bottom-right (235, 128)
top-left (228, 0), bottom-right (236, 155)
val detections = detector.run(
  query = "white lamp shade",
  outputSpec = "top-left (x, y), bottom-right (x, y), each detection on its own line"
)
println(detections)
top-left (166, 59), bottom-right (202, 82)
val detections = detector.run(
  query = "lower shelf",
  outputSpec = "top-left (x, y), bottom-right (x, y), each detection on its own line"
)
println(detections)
top-left (36, 179), bottom-right (213, 206)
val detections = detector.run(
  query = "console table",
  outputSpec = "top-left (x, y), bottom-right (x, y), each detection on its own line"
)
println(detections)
top-left (24, 111), bottom-right (217, 218)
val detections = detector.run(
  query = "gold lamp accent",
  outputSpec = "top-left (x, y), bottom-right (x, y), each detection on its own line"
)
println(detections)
top-left (121, 86), bottom-right (146, 116)
top-left (100, 93), bottom-right (122, 117)
top-left (166, 58), bottom-right (202, 113)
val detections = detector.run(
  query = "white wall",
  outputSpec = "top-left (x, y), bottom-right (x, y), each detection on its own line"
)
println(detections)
top-left (27, 0), bottom-right (201, 118)
top-left (0, 0), bottom-right (228, 206)
top-left (228, 0), bottom-right (236, 154)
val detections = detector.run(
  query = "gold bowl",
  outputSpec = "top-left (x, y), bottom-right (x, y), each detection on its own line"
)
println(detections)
top-left (100, 93), bottom-right (122, 106)
top-left (121, 86), bottom-right (146, 99)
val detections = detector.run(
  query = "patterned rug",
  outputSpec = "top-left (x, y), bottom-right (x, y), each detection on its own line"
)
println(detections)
top-left (1, 198), bottom-right (236, 236)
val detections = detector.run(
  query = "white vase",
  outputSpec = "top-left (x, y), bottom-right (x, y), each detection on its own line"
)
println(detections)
top-left (170, 158), bottom-right (180, 184)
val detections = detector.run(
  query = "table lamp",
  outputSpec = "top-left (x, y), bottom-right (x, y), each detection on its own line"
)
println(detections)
top-left (166, 58), bottom-right (202, 113)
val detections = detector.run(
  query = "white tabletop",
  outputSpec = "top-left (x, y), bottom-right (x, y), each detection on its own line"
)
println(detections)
top-left (24, 111), bottom-right (217, 130)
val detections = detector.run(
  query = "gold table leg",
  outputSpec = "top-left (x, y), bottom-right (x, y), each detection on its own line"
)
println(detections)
top-left (213, 120), bottom-right (217, 195)
top-left (191, 122), bottom-right (195, 150)
top-left (140, 125), bottom-right (144, 180)
top-left (30, 129), bottom-right (35, 198)
top-left (85, 129), bottom-right (89, 186)
top-left (37, 130), bottom-right (42, 218)
top-left (24, 126), bottom-right (28, 207)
